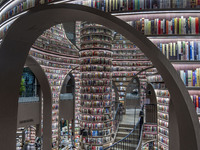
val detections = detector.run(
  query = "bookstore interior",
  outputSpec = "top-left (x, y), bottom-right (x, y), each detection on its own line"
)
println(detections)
top-left (0, 0), bottom-right (200, 150)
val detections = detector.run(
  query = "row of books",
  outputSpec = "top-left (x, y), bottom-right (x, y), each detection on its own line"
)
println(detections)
top-left (80, 50), bottom-right (112, 57)
top-left (81, 101), bottom-right (112, 107)
top-left (113, 61), bottom-right (152, 66)
top-left (113, 50), bottom-right (142, 55)
top-left (81, 108), bottom-right (112, 114)
top-left (30, 51), bottom-right (79, 63)
top-left (191, 95), bottom-right (200, 112)
top-left (128, 16), bottom-right (200, 35)
top-left (0, 0), bottom-right (58, 24)
top-left (179, 68), bottom-right (200, 87)
top-left (81, 72), bottom-right (112, 79)
top-left (158, 135), bottom-right (169, 145)
top-left (80, 86), bottom-right (111, 93)
top-left (81, 35), bottom-right (112, 42)
top-left (113, 66), bottom-right (141, 71)
top-left (80, 114), bottom-right (112, 121)
top-left (144, 125), bottom-right (157, 132)
top-left (81, 79), bottom-right (111, 86)
top-left (80, 93), bottom-right (112, 100)
top-left (151, 83), bottom-right (166, 89)
top-left (35, 58), bottom-right (77, 69)
top-left (157, 97), bottom-right (170, 105)
top-left (81, 43), bottom-right (112, 49)
top-left (147, 75), bottom-right (163, 82)
top-left (158, 112), bottom-right (169, 121)
top-left (143, 133), bottom-right (157, 139)
top-left (112, 72), bottom-right (136, 76)
top-left (158, 105), bottom-right (169, 113)
top-left (155, 89), bottom-right (170, 97)
top-left (76, 0), bottom-right (200, 12)
top-left (157, 41), bottom-right (200, 60)
top-left (82, 136), bottom-right (111, 144)
top-left (81, 28), bottom-right (112, 36)
top-left (158, 120), bottom-right (168, 128)
top-left (43, 68), bottom-right (68, 74)
top-left (113, 55), bottom-right (147, 59)
top-left (112, 44), bottom-right (137, 49)
top-left (158, 127), bottom-right (169, 136)
top-left (81, 65), bottom-right (111, 72)
top-left (80, 121), bottom-right (113, 129)
top-left (80, 58), bottom-right (112, 65)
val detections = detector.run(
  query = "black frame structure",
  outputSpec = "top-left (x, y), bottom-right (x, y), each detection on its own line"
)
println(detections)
top-left (0, 4), bottom-right (199, 150)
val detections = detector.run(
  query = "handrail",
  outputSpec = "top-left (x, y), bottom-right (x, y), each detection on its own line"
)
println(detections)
top-left (104, 117), bottom-right (143, 150)
top-left (136, 124), bottom-right (144, 150)
top-left (113, 102), bottom-right (122, 120)
top-left (142, 139), bottom-right (157, 148)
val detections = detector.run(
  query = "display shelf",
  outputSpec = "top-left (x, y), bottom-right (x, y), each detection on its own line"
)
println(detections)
top-left (79, 22), bottom-right (113, 149)
top-left (31, 46), bottom-right (79, 58)
top-left (147, 74), bottom-right (169, 150)
top-left (171, 60), bottom-right (200, 64)
top-left (187, 87), bottom-right (200, 90)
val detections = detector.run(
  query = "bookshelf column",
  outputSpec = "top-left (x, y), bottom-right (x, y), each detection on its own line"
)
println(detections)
top-left (79, 22), bottom-right (113, 149)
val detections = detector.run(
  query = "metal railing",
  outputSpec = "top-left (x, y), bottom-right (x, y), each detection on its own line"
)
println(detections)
top-left (144, 104), bottom-right (157, 124)
top-left (104, 116), bottom-right (144, 150)
top-left (113, 103), bottom-right (123, 137)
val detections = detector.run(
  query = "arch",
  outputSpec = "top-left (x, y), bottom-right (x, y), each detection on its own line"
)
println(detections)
top-left (0, 4), bottom-right (199, 150)
top-left (25, 55), bottom-right (52, 149)
top-left (60, 72), bottom-right (75, 94)
top-left (125, 76), bottom-right (141, 108)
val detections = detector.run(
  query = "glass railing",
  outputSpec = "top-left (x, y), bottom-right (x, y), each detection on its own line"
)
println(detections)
top-left (59, 93), bottom-right (73, 100)
top-left (18, 96), bottom-right (39, 103)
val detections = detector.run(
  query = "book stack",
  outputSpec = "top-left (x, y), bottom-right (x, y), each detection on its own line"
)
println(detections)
top-left (128, 16), bottom-right (200, 35)
top-left (179, 68), bottom-right (200, 87)
top-left (156, 41), bottom-right (200, 60)
top-left (76, 0), bottom-right (200, 12)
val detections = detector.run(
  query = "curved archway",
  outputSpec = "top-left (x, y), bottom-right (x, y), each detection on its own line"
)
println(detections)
top-left (0, 4), bottom-right (199, 150)
top-left (25, 55), bottom-right (52, 149)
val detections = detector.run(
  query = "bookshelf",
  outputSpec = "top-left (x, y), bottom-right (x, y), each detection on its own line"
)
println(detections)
top-left (29, 23), bottom-right (79, 150)
top-left (80, 22), bottom-right (114, 149)
top-left (75, 0), bottom-right (200, 12)
top-left (112, 33), bottom-right (155, 106)
top-left (147, 74), bottom-right (170, 150)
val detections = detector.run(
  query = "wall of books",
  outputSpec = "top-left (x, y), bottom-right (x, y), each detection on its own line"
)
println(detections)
top-left (29, 24), bottom-right (79, 150)
top-left (75, 0), bottom-right (200, 12)
top-left (79, 22), bottom-right (114, 149)
top-left (147, 74), bottom-right (170, 150)
top-left (112, 33), bottom-right (154, 106)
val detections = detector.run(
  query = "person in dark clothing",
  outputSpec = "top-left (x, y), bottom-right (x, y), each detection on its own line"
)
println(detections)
top-left (139, 109), bottom-right (144, 135)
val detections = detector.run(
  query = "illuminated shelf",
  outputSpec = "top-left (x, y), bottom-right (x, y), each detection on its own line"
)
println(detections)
top-left (112, 9), bottom-right (200, 16)
top-left (186, 87), bottom-right (200, 90)
top-left (147, 35), bottom-right (200, 40)
top-left (170, 60), bottom-right (200, 64)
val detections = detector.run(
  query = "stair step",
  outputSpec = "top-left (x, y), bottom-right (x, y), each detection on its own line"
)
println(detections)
top-left (109, 142), bottom-right (138, 149)
top-left (115, 137), bottom-right (139, 144)
top-left (119, 124), bottom-right (135, 128)
top-left (118, 127), bottom-right (133, 132)
top-left (116, 131), bottom-right (139, 138)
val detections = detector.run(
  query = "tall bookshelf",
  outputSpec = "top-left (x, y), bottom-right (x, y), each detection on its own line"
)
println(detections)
top-left (79, 22), bottom-right (114, 149)
top-left (147, 74), bottom-right (170, 150)
top-left (112, 33), bottom-right (155, 107)
top-left (30, 23), bottom-right (79, 149)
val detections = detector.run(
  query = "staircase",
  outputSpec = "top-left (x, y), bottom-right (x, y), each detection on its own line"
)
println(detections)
top-left (112, 108), bottom-right (141, 149)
